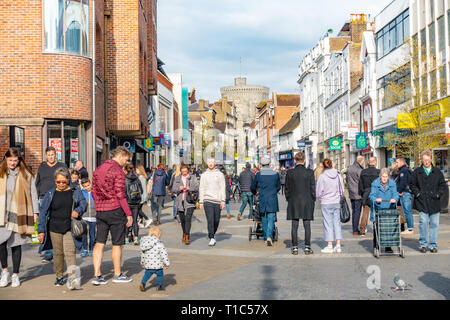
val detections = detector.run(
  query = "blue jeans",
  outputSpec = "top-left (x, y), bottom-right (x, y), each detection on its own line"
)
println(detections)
top-left (400, 192), bottom-right (413, 229)
top-left (321, 203), bottom-right (342, 242)
top-left (239, 192), bottom-right (253, 218)
top-left (141, 269), bottom-right (164, 287)
top-left (81, 221), bottom-right (96, 251)
top-left (419, 212), bottom-right (440, 249)
top-left (43, 249), bottom-right (53, 259)
top-left (261, 212), bottom-right (276, 241)
top-left (172, 196), bottom-right (177, 217)
top-left (225, 199), bottom-right (230, 214)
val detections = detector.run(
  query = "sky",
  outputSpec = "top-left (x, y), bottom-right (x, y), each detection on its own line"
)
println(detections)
top-left (157, 0), bottom-right (393, 102)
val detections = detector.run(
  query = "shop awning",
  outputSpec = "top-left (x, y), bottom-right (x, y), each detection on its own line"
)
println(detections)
top-left (135, 140), bottom-right (149, 153)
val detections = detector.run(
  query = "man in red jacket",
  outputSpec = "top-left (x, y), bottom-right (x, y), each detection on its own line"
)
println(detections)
top-left (91, 146), bottom-right (133, 285)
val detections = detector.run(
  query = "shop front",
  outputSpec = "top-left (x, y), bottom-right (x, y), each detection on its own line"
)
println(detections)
top-left (278, 151), bottom-right (294, 169)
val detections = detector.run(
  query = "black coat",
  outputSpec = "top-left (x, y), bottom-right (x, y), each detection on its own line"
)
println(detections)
top-left (358, 166), bottom-right (380, 206)
top-left (410, 166), bottom-right (448, 214)
top-left (285, 164), bottom-right (316, 220)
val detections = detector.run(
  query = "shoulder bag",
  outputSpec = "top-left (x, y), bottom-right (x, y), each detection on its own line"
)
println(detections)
top-left (338, 176), bottom-right (351, 223)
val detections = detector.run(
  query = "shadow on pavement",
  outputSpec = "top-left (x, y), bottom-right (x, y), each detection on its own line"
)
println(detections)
top-left (260, 265), bottom-right (279, 299)
top-left (418, 272), bottom-right (450, 299)
top-left (21, 262), bottom-right (55, 283)
top-left (145, 273), bottom-right (177, 289)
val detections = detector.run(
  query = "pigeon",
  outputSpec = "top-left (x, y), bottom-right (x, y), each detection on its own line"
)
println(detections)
top-left (393, 274), bottom-right (412, 293)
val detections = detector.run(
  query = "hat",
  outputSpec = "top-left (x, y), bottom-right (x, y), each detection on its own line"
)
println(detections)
top-left (260, 155), bottom-right (271, 166)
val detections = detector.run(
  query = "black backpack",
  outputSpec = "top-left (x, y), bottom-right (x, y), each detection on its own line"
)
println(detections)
top-left (126, 178), bottom-right (142, 205)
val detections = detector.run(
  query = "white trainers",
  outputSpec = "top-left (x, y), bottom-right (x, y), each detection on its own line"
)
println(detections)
top-left (208, 238), bottom-right (216, 246)
top-left (321, 245), bottom-right (334, 254)
top-left (0, 271), bottom-right (10, 287)
top-left (334, 245), bottom-right (342, 253)
top-left (401, 229), bottom-right (414, 235)
top-left (11, 274), bottom-right (20, 287)
top-left (144, 218), bottom-right (153, 228)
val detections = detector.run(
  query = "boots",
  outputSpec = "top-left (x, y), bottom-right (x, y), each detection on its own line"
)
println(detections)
top-left (182, 233), bottom-right (186, 244)
top-left (185, 234), bottom-right (190, 245)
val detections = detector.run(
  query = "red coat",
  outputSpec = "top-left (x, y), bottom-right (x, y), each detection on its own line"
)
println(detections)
top-left (92, 160), bottom-right (132, 216)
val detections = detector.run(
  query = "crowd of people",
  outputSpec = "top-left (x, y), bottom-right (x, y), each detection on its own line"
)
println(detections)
top-left (0, 144), bottom-right (447, 291)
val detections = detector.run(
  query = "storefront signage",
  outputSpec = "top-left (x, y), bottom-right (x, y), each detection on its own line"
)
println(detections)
top-left (70, 139), bottom-right (79, 167)
top-left (356, 134), bottom-right (367, 149)
top-left (96, 137), bottom-right (103, 152)
top-left (445, 117), bottom-right (450, 138)
top-left (347, 126), bottom-right (358, 140)
top-left (144, 138), bottom-right (153, 151)
top-left (278, 153), bottom-right (292, 160)
top-left (49, 138), bottom-right (62, 161)
top-left (397, 113), bottom-right (415, 129)
top-left (297, 140), bottom-right (306, 148)
top-left (419, 103), bottom-right (442, 125)
top-left (329, 139), bottom-right (341, 151)
top-left (159, 133), bottom-right (171, 147)
top-left (121, 139), bottom-right (135, 153)
top-left (152, 137), bottom-right (161, 146)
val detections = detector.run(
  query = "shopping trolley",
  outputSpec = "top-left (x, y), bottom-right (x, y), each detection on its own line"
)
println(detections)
top-left (373, 200), bottom-right (405, 258)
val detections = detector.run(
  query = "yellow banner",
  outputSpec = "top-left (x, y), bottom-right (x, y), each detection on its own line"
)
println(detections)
top-left (397, 113), bottom-right (415, 129)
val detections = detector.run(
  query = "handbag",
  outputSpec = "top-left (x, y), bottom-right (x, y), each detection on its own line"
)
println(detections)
top-left (71, 218), bottom-right (88, 239)
top-left (338, 176), bottom-right (351, 223)
top-left (186, 190), bottom-right (199, 205)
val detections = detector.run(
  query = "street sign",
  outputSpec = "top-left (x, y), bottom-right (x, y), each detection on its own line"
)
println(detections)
top-left (297, 140), bottom-right (306, 148)
top-left (356, 134), bottom-right (367, 149)
top-left (329, 139), bottom-right (341, 151)
top-left (144, 137), bottom-right (153, 151)
top-left (446, 117), bottom-right (450, 138)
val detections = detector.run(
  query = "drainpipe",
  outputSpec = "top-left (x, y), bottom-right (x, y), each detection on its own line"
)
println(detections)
top-left (92, 0), bottom-right (96, 171)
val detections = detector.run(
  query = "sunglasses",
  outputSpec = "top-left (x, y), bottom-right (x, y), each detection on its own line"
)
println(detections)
top-left (55, 180), bottom-right (68, 185)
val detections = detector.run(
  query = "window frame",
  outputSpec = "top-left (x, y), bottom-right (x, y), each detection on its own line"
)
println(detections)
top-left (376, 9), bottom-right (410, 60)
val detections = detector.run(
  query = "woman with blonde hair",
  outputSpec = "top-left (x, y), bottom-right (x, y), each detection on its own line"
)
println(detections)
top-left (0, 148), bottom-right (39, 288)
top-left (169, 164), bottom-right (182, 222)
top-left (136, 165), bottom-right (152, 229)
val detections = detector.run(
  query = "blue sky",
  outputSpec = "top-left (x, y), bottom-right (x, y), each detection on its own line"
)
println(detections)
top-left (157, 0), bottom-right (393, 102)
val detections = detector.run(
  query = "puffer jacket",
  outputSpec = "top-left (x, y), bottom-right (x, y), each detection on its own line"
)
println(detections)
top-left (140, 236), bottom-right (170, 270)
top-left (92, 160), bottom-right (132, 216)
top-left (239, 169), bottom-right (255, 192)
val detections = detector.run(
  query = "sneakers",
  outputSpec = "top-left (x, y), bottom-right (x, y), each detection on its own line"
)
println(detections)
top-left (401, 229), bottom-right (414, 236)
top-left (304, 247), bottom-right (314, 255)
top-left (112, 273), bottom-right (133, 283)
top-left (0, 271), bottom-right (10, 287)
top-left (291, 246), bottom-right (299, 255)
top-left (88, 250), bottom-right (93, 256)
top-left (134, 238), bottom-right (139, 246)
top-left (334, 245), bottom-right (342, 253)
top-left (81, 250), bottom-right (89, 257)
top-left (139, 283), bottom-right (146, 292)
top-left (430, 248), bottom-right (438, 253)
top-left (11, 274), bottom-right (20, 288)
top-left (54, 278), bottom-right (66, 286)
top-left (208, 238), bottom-right (216, 246)
top-left (266, 238), bottom-right (273, 247)
top-left (125, 238), bottom-right (130, 244)
top-left (156, 285), bottom-right (165, 291)
top-left (321, 245), bottom-right (334, 254)
top-left (237, 214), bottom-right (242, 221)
top-left (144, 218), bottom-right (153, 228)
top-left (41, 256), bottom-right (52, 263)
top-left (92, 275), bottom-right (108, 286)
top-left (419, 247), bottom-right (427, 253)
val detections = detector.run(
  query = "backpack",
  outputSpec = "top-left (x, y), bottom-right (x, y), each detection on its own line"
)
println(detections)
top-left (127, 178), bottom-right (142, 205)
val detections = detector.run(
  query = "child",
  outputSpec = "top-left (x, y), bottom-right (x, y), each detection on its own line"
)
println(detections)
top-left (80, 178), bottom-right (96, 257)
top-left (139, 226), bottom-right (170, 291)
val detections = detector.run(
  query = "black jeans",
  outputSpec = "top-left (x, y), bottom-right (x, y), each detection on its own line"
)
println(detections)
top-left (204, 202), bottom-right (221, 239)
top-left (138, 203), bottom-right (148, 221)
top-left (129, 205), bottom-right (140, 238)
top-left (351, 199), bottom-right (362, 233)
top-left (179, 206), bottom-right (195, 235)
top-left (281, 184), bottom-right (285, 195)
top-left (291, 219), bottom-right (311, 248)
top-left (0, 243), bottom-right (21, 274)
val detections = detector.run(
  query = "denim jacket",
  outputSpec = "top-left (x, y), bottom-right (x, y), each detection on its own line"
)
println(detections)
top-left (369, 178), bottom-right (399, 222)
top-left (37, 186), bottom-right (87, 253)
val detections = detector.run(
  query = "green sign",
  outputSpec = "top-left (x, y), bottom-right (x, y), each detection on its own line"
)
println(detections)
top-left (356, 134), bottom-right (367, 149)
top-left (329, 139), bottom-right (342, 151)
top-left (144, 138), bottom-right (153, 151)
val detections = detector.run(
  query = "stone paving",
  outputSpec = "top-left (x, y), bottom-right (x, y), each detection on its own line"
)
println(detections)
top-left (0, 194), bottom-right (449, 300)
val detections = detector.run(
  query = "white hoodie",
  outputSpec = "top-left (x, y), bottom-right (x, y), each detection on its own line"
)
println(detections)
top-left (199, 168), bottom-right (226, 204)
top-left (140, 236), bottom-right (170, 270)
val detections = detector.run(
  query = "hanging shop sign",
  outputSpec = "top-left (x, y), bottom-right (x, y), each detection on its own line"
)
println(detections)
top-left (152, 137), bottom-right (161, 146)
top-left (347, 126), bottom-right (358, 140)
top-left (144, 137), bottom-right (153, 151)
top-left (297, 140), bottom-right (306, 148)
top-left (356, 134), bottom-right (367, 149)
top-left (329, 139), bottom-right (342, 151)
top-left (121, 139), bottom-right (136, 153)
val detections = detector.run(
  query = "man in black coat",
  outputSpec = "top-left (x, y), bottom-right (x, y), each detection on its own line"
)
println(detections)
top-left (285, 152), bottom-right (315, 255)
top-left (238, 163), bottom-right (255, 220)
top-left (358, 156), bottom-right (380, 236)
top-left (396, 157), bottom-right (414, 235)
top-left (410, 150), bottom-right (448, 253)
top-left (346, 156), bottom-right (364, 235)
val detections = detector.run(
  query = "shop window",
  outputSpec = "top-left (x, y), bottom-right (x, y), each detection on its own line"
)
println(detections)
top-left (43, 0), bottom-right (89, 57)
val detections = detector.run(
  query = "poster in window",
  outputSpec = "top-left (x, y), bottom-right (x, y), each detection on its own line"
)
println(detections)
top-left (70, 139), bottom-right (79, 167)
top-left (49, 138), bottom-right (62, 161)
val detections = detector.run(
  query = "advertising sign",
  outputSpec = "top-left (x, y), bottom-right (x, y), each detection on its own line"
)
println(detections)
top-left (121, 139), bottom-right (135, 153)
top-left (356, 135), bottom-right (367, 149)
top-left (49, 138), bottom-right (62, 161)
top-left (70, 139), bottom-right (79, 168)
top-left (329, 139), bottom-right (341, 151)
top-left (144, 138), bottom-right (153, 151)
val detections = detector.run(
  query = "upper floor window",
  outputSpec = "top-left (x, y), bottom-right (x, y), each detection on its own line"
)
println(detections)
top-left (376, 9), bottom-right (409, 60)
top-left (43, 0), bottom-right (89, 57)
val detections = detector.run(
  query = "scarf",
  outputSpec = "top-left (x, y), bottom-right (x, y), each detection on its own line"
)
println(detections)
top-left (380, 181), bottom-right (388, 192)
top-left (0, 169), bottom-right (35, 235)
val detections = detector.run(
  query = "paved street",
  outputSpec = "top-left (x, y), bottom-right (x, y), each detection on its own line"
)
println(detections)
top-left (1, 194), bottom-right (449, 300)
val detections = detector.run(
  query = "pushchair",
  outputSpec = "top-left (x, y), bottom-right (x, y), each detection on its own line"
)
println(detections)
top-left (248, 198), bottom-right (279, 242)
top-left (373, 200), bottom-right (405, 258)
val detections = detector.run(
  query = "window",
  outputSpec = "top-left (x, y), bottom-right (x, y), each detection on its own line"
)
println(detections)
top-left (378, 64), bottom-right (411, 110)
top-left (429, 22), bottom-right (436, 69)
top-left (43, 0), bottom-right (89, 57)
top-left (438, 16), bottom-right (446, 63)
top-left (439, 65), bottom-right (447, 97)
top-left (376, 9), bottom-right (409, 60)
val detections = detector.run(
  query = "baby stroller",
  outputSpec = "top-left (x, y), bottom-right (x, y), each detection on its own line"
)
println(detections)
top-left (248, 198), bottom-right (279, 242)
top-left (373, 200), bottom-right (405, 258)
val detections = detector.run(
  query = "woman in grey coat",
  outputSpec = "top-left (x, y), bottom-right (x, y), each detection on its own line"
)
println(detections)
top-left (171, 165), bottom-right (199, 245)
top-left (0, 148), bottom-right (39, 288)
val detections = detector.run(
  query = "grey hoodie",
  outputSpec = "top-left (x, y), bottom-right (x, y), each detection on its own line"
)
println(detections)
top-left (316, 168), bottom-right (345, 204)
top-left (140, 235), bottom-right (170, 270)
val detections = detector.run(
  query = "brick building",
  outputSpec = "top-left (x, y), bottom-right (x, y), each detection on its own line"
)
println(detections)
top-left (0, 0), bottom-right (158, 174)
